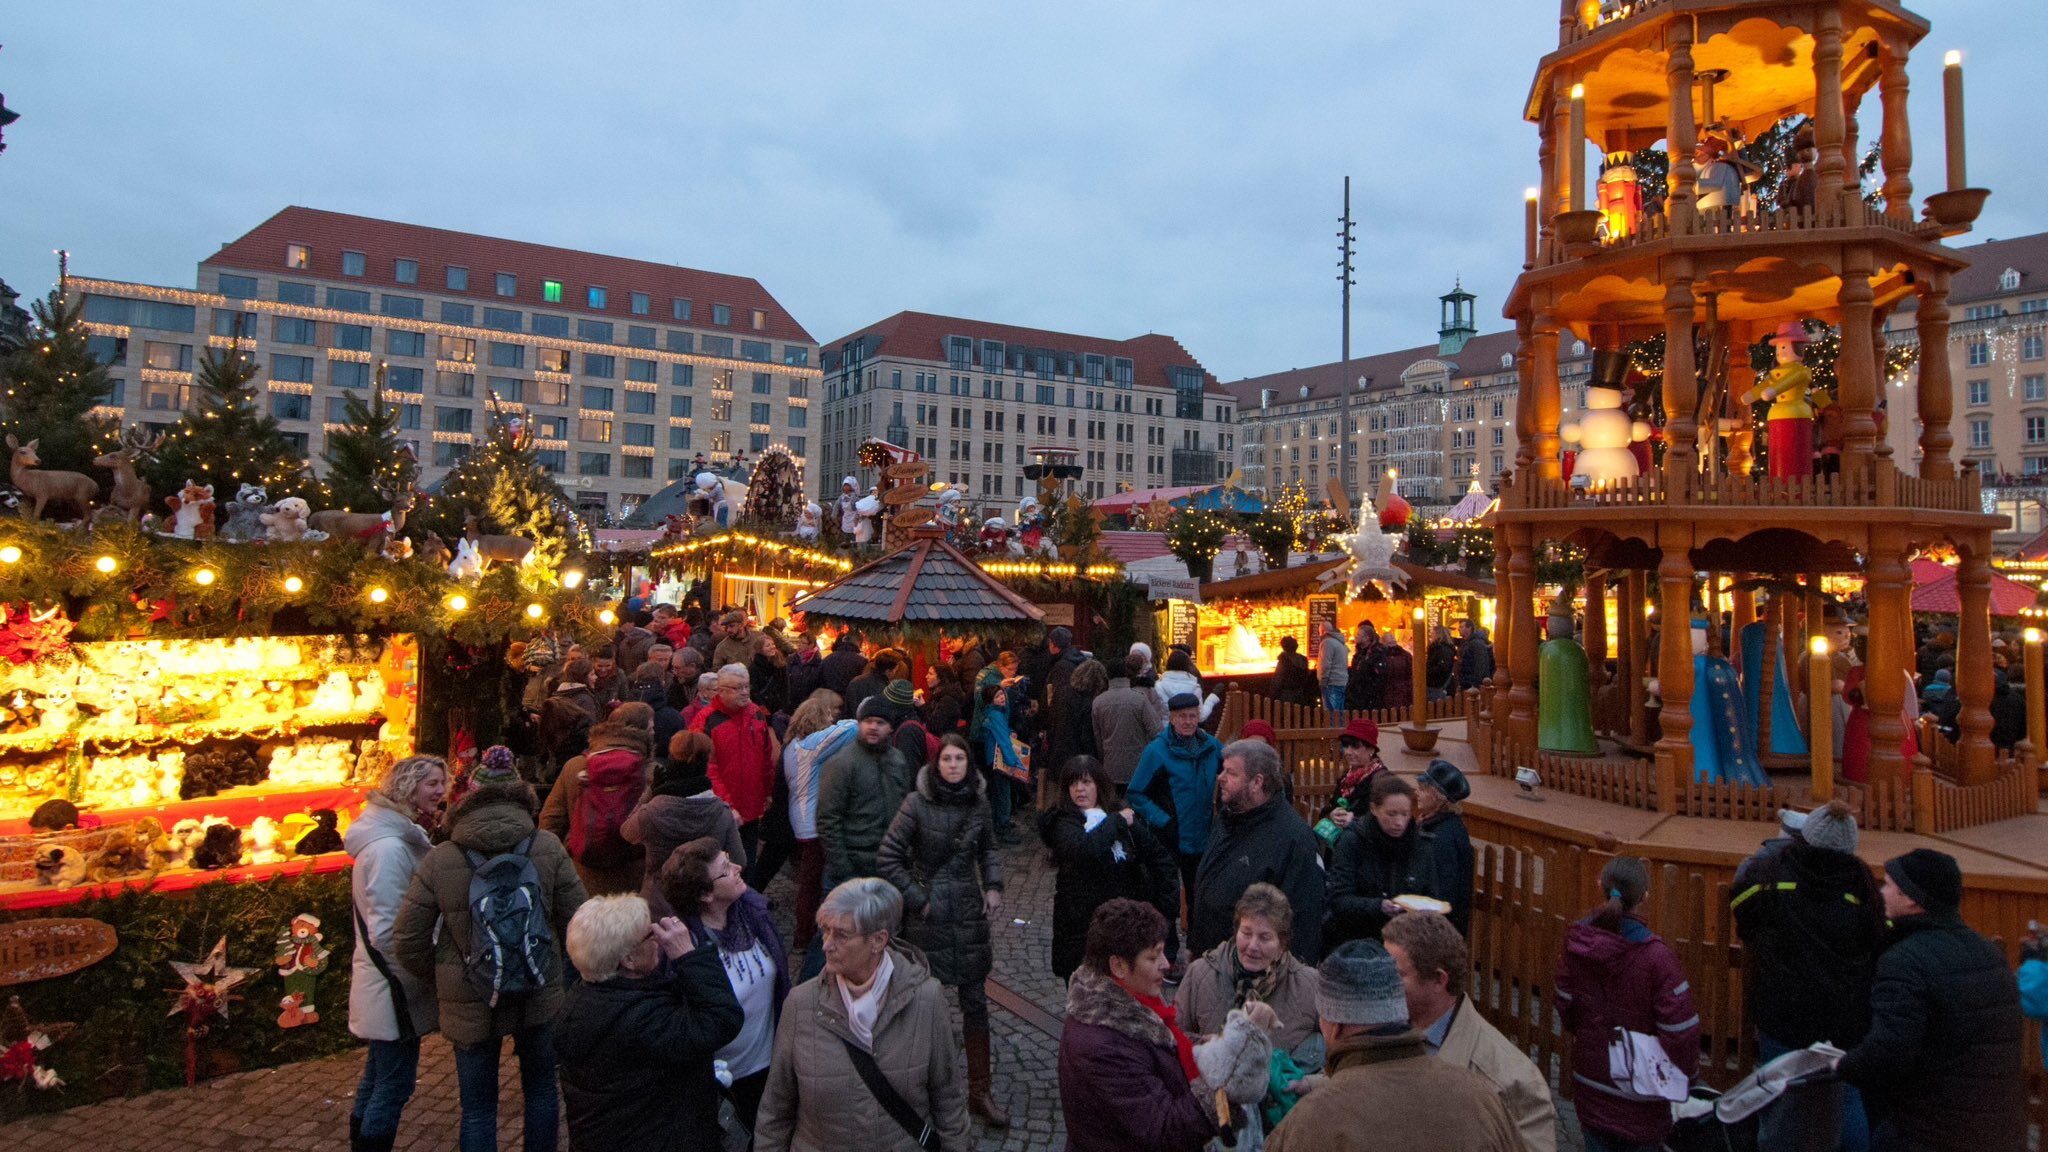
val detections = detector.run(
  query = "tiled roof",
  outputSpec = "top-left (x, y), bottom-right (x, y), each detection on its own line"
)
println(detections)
top-left (819, 310), bottom-right (1230, 397)
top-left (1097, 531), bottom-right (1173, 564)
top-left (1944, 230), bottom-right (2048, 305)
top-left (1225, 329), bottom-right (1540, 410)
top-left (204, 206), bottom-right (814, 344)
top-left (797, 536), bottom-right (1045, 625)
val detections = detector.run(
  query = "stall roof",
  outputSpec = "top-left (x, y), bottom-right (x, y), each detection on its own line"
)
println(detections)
top-left (1198, 557), bottom-right (1496, 600)
top-left (1909, 558), bottom-right (2037, 616)
top-left (1094, 484), bottom-right (1262, 515)
top-left (1099, 531), bottom-right (1174, 565)
top-left (797, 533), bottom-right (1046, 625)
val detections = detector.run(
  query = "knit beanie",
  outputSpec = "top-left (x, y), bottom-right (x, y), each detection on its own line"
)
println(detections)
top-left (1885, 848), bottom-right (1962, 913)
top-left (1786, 800), bottom-right (1858, 855)
top-left (472, 747), bottom-right (520, 787)
top-left (1315, 940), bottom-right (1408, 1028)
top-left (883, 679), bottom-right (919, 715)
top-left (856, 694), bottom-right (898, 724)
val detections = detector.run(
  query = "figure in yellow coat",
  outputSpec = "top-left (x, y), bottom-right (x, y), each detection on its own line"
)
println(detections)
top-left (1740, 321), bottom-right (1815, 478)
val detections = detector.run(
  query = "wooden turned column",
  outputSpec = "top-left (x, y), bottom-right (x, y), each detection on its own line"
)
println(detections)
top-left (1538, 96), bottom-right (1558, 262)
top-left (1532, 310), bottom-right (1564, 481)
top-left (1879, 43), bottom-right (1915, 216)
top-left (1813, 6), bottom-right (1848, 222)
top-left (1864, 529), bottom-right (1911, 786)
top-left (1956, 539), bottom-right (1998, 782)
top-left (1916, 271), bottom-right (1956, 480)
top-left (1492, 522), bottom-right (1517, 733)
top-left (1666, 22), bottom-right (1699, 230)
top-left (1726, 349), bottom-right (1758, 476)
top-left (1506, 524), bottom-right (1541, 750)
top-left (1662, 261), bottom-right (1698, 493)
top-left (1873, 311), bottom-right (1895, 462)
top-left (1630, 569), bottom-right (1653, 746)
top-left (1514, 315), bottom-right (1537, 472)
top-left (1731, 578), bottom-right (1757, 639)
top-left (1655, 525), bottom-right (1696, 795)
top-left (1838, 245), bottom-right (1880, 477)
top-left (1585, 571), bottom-right (1610, 689)
top-left (1841, 92), bottom-right (1864, 224)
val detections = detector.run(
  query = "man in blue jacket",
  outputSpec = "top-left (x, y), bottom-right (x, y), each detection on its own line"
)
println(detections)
top-left (1128, 692), bottom-right (1221, 964)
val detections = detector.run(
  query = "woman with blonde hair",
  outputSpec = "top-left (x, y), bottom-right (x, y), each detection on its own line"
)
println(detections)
top-left (346, 755), bottom-right (449, 1152)
top-left (780, 689), bottom-right (852, 953)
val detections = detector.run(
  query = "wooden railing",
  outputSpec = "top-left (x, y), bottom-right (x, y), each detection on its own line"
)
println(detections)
top-left (1499, 460), bottom-right (1979, 515)
top-left (1924, 759), bottom-right (2041, 833)
top-left (1216, 690), bottom-right (1464, 819)
top-left (1557, 0), bottom-right (1672, 47)
top-left (1542, 191), bottom-right (1926, 266)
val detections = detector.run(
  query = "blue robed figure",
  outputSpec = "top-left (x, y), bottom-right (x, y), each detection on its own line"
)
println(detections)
top-left (1690, 619), bottom-right (1768, 785)
top-left (1739, 619), bottom-right (1808, 757)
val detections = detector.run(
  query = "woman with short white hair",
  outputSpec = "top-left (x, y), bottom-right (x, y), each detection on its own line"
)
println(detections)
top-left (554, 894), bottom-right (743, 1152)
top-left (754, 877), bottom-right (972, 1152)
top-left (346, 754), bottom-right (447, 1152)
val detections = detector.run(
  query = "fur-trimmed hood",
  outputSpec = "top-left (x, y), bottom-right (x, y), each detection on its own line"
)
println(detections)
top-left (1064, 964), bottom-right (1174, 1050)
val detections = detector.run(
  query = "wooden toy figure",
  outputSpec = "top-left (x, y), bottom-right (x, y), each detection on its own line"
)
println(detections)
top-left (1740, 321), bottom-right (1815, 478)
top-left (273, 913), bottom-right (331, 1027)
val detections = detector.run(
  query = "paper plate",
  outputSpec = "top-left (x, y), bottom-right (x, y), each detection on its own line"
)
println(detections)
top-left (1393, 894), bottom-right (1452, 914)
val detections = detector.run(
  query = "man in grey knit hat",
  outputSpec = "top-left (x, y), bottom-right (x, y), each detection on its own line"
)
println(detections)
top-left (1267, 941), bottom-right (1519, 1152)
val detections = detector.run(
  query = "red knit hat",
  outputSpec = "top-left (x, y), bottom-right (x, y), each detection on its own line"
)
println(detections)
top-left (1238, 720), bottom-right (1276, 743)
top-left (1340, 718), bottom-right (1379, 748)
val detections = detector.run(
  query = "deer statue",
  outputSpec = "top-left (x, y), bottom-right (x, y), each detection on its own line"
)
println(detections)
top-left (7, 435), bottom-right (99, 521)
top-left (308, 486), bottom-right (415, 541)
top-left (92, 427), bottom-right (166, 524)
top-left (462, 514), bottom-right (537, 569)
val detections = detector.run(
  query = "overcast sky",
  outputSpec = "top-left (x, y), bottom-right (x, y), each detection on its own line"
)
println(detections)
top-left (3, 1), bottom-right (2041, 381)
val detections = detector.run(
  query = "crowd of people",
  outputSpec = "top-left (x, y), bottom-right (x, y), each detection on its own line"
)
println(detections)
top-left (335, 604), bottom-right (2038, 1152)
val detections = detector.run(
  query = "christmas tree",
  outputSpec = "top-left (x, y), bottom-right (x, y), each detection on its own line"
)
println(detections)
top-left (0, 287), bottom-right (120, 473)
top-left (144, 342), bottom-right (311, 501)
top-left (418, 403), bottom-right (576, 571)
top-left (318, 362), bottom-right (418, 513)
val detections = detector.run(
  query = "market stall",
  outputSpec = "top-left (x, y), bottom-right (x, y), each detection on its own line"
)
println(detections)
top-left (647, 531), bottom-right (852, 623)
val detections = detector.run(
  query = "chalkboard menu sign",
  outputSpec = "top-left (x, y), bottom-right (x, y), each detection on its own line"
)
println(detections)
top-left (1305, 595), bottom-right (1340, 653)
top-left (1167, 600), bottom-right (1199, 650)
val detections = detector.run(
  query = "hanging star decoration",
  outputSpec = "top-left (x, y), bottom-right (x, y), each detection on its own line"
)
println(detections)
top-left (0, 995), bottom-right (72, 1091)
top-left (167, 936), bottom-right (258, 1085)
top-left (1326, 493), bottom-right (1408, 598)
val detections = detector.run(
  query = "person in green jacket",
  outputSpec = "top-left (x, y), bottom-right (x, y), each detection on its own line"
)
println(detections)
top-left (815, 696), bottom-right (915, 888)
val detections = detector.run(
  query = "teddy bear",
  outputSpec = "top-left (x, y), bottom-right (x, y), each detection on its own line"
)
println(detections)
top-left (99, 683), bottom-right (138, 732)
top-left (33, 844), bottom-right (88, 888)
top-left (164, 480), bottom-right (217, 540)
top-left (191, 821), bottom-right (243, 870)
top-left (86, 821), bottom-right (156, 882)
top-left (242, 816), bottom-right (281, 865)
top-left (148, 817), bottom-right (198, 872)
top-left (310, 671), bottom-right (356, 714)
top-left (260, 496), bottom-right (311, 543)
top-left (219, 484), bottom-right (271, 542)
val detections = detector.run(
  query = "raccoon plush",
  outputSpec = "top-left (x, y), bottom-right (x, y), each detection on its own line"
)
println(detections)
top-left (219, 484), bottom-right (271, 542)
top-left (192, 822), bottom-right (244, 870)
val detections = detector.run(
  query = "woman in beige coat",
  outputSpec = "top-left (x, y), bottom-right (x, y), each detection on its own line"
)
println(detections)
top-left (1176, 882), bottom-right (1321, 1054)
top-left (753, 877), bottom-right (971, 1152)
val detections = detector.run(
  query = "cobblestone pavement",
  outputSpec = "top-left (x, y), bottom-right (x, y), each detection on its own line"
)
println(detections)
top-left (0, 832), bottom-right (1586, 1152)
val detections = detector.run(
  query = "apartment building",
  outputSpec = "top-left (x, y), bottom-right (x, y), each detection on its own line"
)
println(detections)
top-left (816, 312), bottom-right (1236, 513)
top-left (1231, 285), bottom-right (1592, 508)
top-left (1880, 231), bottom-right (2048, 540)
top-left (70, 206), bottom-right (819, 519)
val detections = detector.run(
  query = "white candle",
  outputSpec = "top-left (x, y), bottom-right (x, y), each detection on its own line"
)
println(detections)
top-left (1943, 51), bottom-right (1966, 191)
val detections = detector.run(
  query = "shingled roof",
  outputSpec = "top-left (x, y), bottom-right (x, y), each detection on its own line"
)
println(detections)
top-left (819, 310), bottom-right (1230, 397)
top-left (797, 534), bottom-right (1046, 626)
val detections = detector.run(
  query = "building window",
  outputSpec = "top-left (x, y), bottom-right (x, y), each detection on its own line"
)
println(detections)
top-left (211, 310), bottom-right (256, 338)
top-left (273, 316), bottom-right (316, 345)
top-left (543, 280), bottom-right (563, 303)
top-left (625, 390), bottom-right (655, 415)
top-left (631, 292), bottom-right (650, 316)
top-left (784, 345), bottom-right (810, 367)
top-left (436, 371), bottom-right (474, 398)
top-left (271, 354), bottom-right (314, 383)
top-left (751, 372), bottom-right (773, 394)
top-left (435, 406), bottom-right (474, 434)
top-left (382, 294), bottom-right (424, 319)
top-left (1970, 418), bottom-right (1992, 449)
top-left (2029, 416), bottom-right (2048, 445)
top-left (532, 313), bottom-right (569, 338)
top-left (488, 342), bottom-right (523, 368)
top-left (278, 280), bottom-right (315, 305)
top-left (623, 455), bottom-right (653, 479)
top-left (579, 418), bottom-right (613, 443)
top-left (623, 422), bottom-right (655, 448)
top-left (270, 393), bottom-right (311, 421)
top-left (327, 287), bottom-right (371, 313)
top-left (433, 442), bottom-right (471, 468)
top-left (587, 286), bottom-right (607, 310)
top-left (672, 298), bottom-right (692, 321)
top-left (446, 266), bottom-right (469, 291)
top-left (750, 402), bottom-right (771, 425)
top-left (579, 452), bottom-right (611, 476)
top-left (217, 273), bottom-right (258, 299)
top-left (667, 331), bottom-right (694, 354)
top-left (742, 340), bottom-right (771, 362)
top-left (538, 348), bottom-right (570, 373)
top-left (2025, 334), bottom-right (2045, 362)
top-left (672, 363), bottom-right (693, 388)
top-left (483, 307), bottom-right (522, 333)
top-left (496, 273), bottom-right (518, 297)
top-left (534, 379), bottom-right (569, 406)
top-left (583, 355), bottom-right (615, 379)
top-left (671, 395), bottom-right (692, 418)
top-left (788, 435), bottom-right (805, 456)
top-left (332, 361), bottom-right (370, 391)
top-left (1968, 379), bottom-right (1990, 406)
top-left (2026, 376), bottom-right (2046, 403)
top-left (627, 326), bottom-right (655, 349)
top-left (439, 335), bottom-right (477, 363)
top-left (388, 330), bottom-right (426, 358)
top-left (750, 432), bottom-right (769, 452)
top-left (712, 304), bottom-right (732, 326)
top-left (627, 358), bottom-right (657, 383)
top-left (577, 319), bottom-right (614, 344)
top-left (394, 258), bottom-right (419, 284)
top-left (487, 376), bottom-right (523, 403)
top-left (789, 407), bottom-right (807, 428)
top-left (581, 386), bottom-right (614, 410)
top-left (751, 309), bottom-right (767, 331)
top-left (342, 251), bottom-right (366, 277)
top-left (701, 335), bottom-right (734, 358)
top-left (285, 243), bottom-right (310, 270)
top-left (1968, 341), bottom-right (1991, 367)
top-left (387, 366), bottom-right (424, 394)
top-left (441, 301), bottom-right (475, 326)
top-left (669, 426), bottom-right (692, 451)
top-left (87, 335), bottom-right (127, 365)
top-left (709, 397), bottom-right (732, 422)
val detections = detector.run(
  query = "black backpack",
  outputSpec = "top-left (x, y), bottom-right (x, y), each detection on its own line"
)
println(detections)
top-left (461, 835), bottom-right (557, 1006)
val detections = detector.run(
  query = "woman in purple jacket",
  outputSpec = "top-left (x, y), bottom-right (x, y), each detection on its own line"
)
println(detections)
top-left (1553, 856), bottom-right (1702, 1152)
top-left (1057, 899), bottom-right (1216, 1152)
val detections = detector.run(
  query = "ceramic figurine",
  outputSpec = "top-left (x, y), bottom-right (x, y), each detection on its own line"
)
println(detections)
top-left (1740, 321), bottom-right (1815, 479)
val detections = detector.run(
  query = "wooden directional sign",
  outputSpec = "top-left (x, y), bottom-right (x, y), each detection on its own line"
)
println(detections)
top-left (0, 918), bottom-right (118, 985)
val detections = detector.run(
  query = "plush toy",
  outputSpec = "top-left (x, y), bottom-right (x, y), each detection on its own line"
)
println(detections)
top-left (147, 822), bottom-right (187, 872)
top-left (219, 484), bottom-right (270, 542)
top-left (377, 532), bottom-right (413, 562)
top-left (853, 494), bottom-right (880, 545)
top-left (794, 501), bottom-right (822, 542)
top-left (33, 844), bottom-right (88, 888)
top-left (100, 683), bottom-right (138, 731)
top-left (260, 496), bottom-right (311, 542)
top-left (292, 809), bottom-right (343, 856)
top-left (445, 534), bottom-right (484, 581)
top-left (27, 798), bottom-right (79, 832)
top-left (242, 816), bottom-right (281, 864)
top-left (35, 688), bottom-right (75, 734)
top-left (355, 673), bottom-right (385, 714)
top-left (164, 480), bottom-right (217, 540)
top-left (310, 671), bottom-right (356, 714)
top-left (87, 821), bottom-right (155, 882)
top-left (192, 822), bottom-right (244, 870)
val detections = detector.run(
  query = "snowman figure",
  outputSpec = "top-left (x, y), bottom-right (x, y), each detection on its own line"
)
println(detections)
top-left (1560, 380), bottom-right (1652, 487)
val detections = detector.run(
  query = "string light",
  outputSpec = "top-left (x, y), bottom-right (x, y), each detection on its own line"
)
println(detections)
top-left (95, 555), bottom-right (118, 574)
top-left (0, 546), bottom-right (19, 565)
top-left (192, 568), bottom-right (217, 586)
top-left (446, 592), bottom-right (469, 612)
top-left (526, 602), bottom-right (545, 619)
top-left (283, 575), bottom-right (304, 593)
top-left (368, 586), bottom-right (389, 604)
top-left (562, 568), bottom-right (585, 589)
top-left (597, 608), bottom-right (617, 625)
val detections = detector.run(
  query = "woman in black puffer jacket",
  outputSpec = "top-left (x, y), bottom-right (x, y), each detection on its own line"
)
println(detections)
top-left (1324, 773), bottom-right (1447, 948)
top-left (877, 733), bottom-right (1010, 1128)
top-left (1038, 756), bottom-right (1180, 982)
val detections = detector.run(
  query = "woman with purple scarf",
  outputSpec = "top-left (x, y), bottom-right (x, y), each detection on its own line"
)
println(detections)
top-left (658, 837), bottom-right (791, 1136)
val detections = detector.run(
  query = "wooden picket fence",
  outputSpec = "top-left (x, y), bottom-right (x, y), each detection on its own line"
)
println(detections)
top-left (1216, 690), bottom-right (1462, 820)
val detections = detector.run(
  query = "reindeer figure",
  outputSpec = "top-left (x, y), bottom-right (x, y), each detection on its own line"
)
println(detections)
top-left (462, 514), bottom-right (537, 568)
top-left (308, 486), bottom-right (415, 541)
top-left (92, 427), bottom-right (166, 524)
top-left (6, 435), bottom-right (99, 521)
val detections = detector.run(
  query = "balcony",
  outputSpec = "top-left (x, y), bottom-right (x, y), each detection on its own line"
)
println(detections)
top-left (1501, 459), bottom-right (1983, 516)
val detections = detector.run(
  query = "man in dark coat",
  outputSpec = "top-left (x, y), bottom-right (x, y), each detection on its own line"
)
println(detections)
top-left (1731, 800), bottom-right (1884, 1151)
top-left (554, 897), bottom-right (744, 1152)
top-left (814, 698), bottom-right (915, 886)
top-left (783, 631), bottom-right (823, 709)
top-left (1837, 848), bottom-right (2027, 1152)
top-left (1454, 621), bottom-right (1495, 693)
top-left (816, 632), bottom-right (866, 703)
top-left (1191, 739), bottom-right (1325, 963)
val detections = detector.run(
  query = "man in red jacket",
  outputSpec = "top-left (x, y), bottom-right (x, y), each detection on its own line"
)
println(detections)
top-left (692, 663), bottom-right (781, 867)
